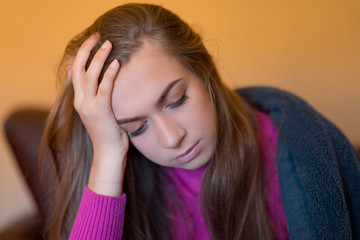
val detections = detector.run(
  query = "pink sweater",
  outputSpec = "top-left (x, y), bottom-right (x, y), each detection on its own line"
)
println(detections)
top-left (69, 112), bottom-right (289, 239)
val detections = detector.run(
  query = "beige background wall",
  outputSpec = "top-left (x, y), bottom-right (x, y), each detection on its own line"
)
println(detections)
top-left (0, 0), bottom-right (359, 231)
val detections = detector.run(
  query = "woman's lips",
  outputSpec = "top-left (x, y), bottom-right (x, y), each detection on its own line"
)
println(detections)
top-left (174, 141), bottom-right (200, 163)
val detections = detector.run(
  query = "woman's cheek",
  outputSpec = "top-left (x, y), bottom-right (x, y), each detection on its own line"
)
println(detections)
top-left (131, 137), bottom-right (156, 159)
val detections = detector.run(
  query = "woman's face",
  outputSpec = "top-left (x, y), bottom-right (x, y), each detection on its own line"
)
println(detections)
top-left (111, 41), bottom-right (217, 169)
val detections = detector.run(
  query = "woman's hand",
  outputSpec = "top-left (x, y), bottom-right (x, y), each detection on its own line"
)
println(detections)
top-left (72, 34), bottom-right (129, 196)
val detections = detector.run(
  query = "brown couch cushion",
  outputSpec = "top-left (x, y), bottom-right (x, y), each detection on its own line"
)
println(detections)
top-left (4, 109), bottom-right (49, 222)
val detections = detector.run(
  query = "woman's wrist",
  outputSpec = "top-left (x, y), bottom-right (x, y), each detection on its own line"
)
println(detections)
top-left (88, 152), bottom-right (127, 197)
top-left (87, 179), bottom-right (124, 197)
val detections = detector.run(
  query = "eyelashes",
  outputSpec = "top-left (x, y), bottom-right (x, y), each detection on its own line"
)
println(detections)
top-left (129, 93), bottom-right (188, 137)
top-left (129, 121), bottom-right (148, 137)
top-left (167, 94), bottom-right (188, 109)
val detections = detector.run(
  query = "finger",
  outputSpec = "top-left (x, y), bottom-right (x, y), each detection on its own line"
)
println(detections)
top-left (84, 40), bottom-right (113, 97)
top-left (72, 34), bottom-right (100, 95)
top-left (97, 59), bottom-right (120, 103)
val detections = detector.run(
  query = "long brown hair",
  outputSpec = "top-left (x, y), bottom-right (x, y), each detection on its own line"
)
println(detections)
top-left (40, 3), bottom-right (272, 239)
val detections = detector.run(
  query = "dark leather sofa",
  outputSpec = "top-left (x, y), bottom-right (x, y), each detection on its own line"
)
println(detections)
top-left (1, 109), bottom-right (49, 240)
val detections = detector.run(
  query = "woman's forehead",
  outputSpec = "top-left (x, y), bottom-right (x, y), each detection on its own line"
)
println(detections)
top-left (111, 42), bottom-right (190, 119)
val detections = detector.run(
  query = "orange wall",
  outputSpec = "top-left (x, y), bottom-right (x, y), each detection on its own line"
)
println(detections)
top-left (0, 0), bottom-right (359, 231)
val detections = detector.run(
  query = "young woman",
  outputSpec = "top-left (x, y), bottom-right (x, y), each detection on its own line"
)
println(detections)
top-left (40, 3), bottom-right (360, 240)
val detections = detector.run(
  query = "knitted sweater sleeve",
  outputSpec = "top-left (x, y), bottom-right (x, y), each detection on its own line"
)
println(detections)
top-left (69, 186), bottom-right (127, 240)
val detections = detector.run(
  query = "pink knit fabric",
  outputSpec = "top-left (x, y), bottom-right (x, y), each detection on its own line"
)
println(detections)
top-left (167, 165), bottom-right (211, 240)
top-left (69, 187), bottom-right (126, 239)
top-left (256, 111), bottom-right (289, 240)
top-left (69, 111), bottom-right (288, 239)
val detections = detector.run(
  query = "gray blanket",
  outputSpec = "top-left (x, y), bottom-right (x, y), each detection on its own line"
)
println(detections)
top-left (238, 87), bottom-right (360, 240)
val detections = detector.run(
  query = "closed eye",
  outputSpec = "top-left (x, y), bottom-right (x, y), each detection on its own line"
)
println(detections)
top-left (129, 121), bottom-right (148, 137)
top-left (167, 94), bottom-right (188, 109)
top-left (129, 94), bottom-right (187, 137)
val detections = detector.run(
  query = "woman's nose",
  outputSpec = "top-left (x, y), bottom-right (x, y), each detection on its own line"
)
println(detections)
top-left (155, 115), bottom-right (186, 149)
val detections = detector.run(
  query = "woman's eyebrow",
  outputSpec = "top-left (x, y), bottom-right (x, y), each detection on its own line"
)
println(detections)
top-left (116, 78), bottom-right (182, 125)
top-left (117, 116), bottom-right (145, 125)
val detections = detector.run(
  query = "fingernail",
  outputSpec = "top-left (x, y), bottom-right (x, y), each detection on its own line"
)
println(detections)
top-left (90, 33), bottom-right (99, 39)
top-left (101, 40), bottom-right (109, 49)
top-left (109, 59), bottom-right (118, 68)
